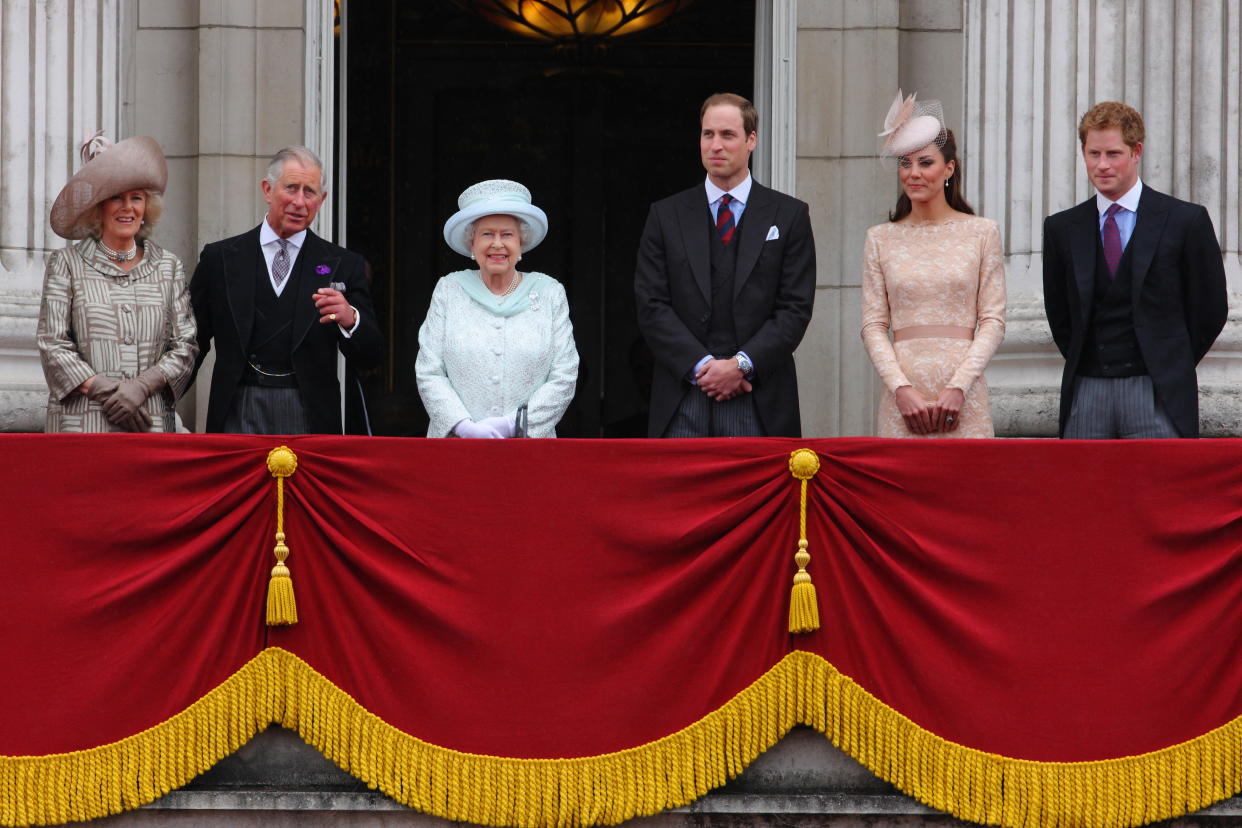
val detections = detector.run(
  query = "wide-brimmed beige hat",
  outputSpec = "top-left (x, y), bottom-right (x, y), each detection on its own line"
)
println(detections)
top-left (442, 179), bottom-right (549, 257)
top-left (50, 132), bottom-right (168, 239)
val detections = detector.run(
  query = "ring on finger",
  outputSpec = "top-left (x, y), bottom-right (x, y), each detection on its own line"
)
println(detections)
top-left (329, 313), bottom-right (337, 322)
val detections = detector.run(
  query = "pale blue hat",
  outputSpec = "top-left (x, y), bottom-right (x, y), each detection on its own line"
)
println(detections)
top-left (442, 179), bottom-right (549, 257)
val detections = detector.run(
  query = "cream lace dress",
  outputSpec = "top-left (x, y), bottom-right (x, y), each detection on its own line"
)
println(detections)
top-left (860, 215), bottom-right (1006, 438)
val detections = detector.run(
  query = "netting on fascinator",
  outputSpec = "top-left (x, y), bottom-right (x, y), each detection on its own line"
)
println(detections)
top-left (878, 89), bottom-right (947, 160)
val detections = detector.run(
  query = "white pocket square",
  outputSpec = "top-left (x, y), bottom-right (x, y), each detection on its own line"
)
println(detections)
top-left (766, 225), bottom-right (780, 241)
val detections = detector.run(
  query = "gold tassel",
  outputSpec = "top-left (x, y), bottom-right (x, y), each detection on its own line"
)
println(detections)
top-left (787, 448), bottom-right (821, 634)
top-left (266, 446), bottom-right (299, 626)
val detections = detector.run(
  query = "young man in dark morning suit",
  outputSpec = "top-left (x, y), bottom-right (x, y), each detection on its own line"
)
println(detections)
top-left (634, 93), bottom-right (816, 438)
top-left (1043, 102), bottom-right (1227, 438)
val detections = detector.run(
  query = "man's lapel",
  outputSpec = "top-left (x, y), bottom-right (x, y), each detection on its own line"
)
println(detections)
top-left (292, 230), bottom-right (338, 352)
top-left (223, 226), bottom-right (262, 349)
top-left (1127, 186), bottom-right (1170, 305)
top-left (1069, 198), bottom-right (1099, 314)
top-left (676, 189), bottom-right (711, 304)
top-left (733, 183), bottom-right (776, 298)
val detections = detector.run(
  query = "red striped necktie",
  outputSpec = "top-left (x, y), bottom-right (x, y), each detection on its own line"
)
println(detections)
top-left (716, 193), bottom-right (736, 245)
top-left (1102, 203), bottom-right (1123, 277)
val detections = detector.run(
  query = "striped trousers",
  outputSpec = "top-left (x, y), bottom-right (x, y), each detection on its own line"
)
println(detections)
top-left (1063, 375), bottom-right (1180, 439)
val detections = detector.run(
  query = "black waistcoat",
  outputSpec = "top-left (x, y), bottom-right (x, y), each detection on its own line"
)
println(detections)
top-left (706, 210), bottom-right (742, 357)
top-left (1078, 237), bottom-right (1147, 377)
top-left (246, 262), bottom-right (303, 386)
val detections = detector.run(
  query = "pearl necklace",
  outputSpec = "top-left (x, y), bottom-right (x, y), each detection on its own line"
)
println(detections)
top-left (499, 272), bottom-right (522, 301)
top-left (99, 239), bottom-right (138, 263)
top-left (483, 271), bottom-right (521, 302)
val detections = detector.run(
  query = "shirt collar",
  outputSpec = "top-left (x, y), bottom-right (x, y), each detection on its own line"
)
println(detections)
top-left (705, 174), bottom-right (753, 206)
top-left (260, 217), bottom-right (308, 250)
top-left (1096, 178), bottom-right (1143, 216)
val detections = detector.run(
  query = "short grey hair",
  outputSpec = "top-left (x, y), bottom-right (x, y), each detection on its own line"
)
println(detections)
top-left (462, 217), bottom-right (534, 253)
top-left (264, 146), bottom-right (324, 189)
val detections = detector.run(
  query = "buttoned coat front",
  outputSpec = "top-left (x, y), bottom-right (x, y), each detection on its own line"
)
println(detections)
top-left (37, 238), bottom-right (197, 433)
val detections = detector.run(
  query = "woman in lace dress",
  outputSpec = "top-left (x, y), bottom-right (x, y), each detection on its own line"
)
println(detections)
top-left (416, 179), bottom-right (579, 438)
top-left (861, 91), bottom-right (1006, 438)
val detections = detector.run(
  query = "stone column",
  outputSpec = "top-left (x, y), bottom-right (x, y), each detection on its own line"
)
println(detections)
top-left (965, 0), bottom-right (1242, 436)
top-left (0, 0), bottom-right (124, 430)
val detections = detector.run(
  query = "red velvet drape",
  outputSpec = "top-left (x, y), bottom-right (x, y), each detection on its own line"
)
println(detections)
top-left (5, 435), bottom-right (1242, 765)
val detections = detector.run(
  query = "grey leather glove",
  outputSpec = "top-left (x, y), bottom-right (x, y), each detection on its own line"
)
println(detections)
top-left (85, 374), bottom-right (119, 403)
top-left (101, 367), bottom-right (166, 432)
top-left (116, 406), bottom-right (153, 433)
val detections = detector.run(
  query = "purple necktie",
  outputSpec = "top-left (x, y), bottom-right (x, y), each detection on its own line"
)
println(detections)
top-left (1102, 203), bottom-right (1123, 278)
top-left (716, 194), bottom-right (736, 245)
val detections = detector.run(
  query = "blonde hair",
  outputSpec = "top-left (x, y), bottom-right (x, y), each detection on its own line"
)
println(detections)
top-left (85, 189), bottom-right (164, 242)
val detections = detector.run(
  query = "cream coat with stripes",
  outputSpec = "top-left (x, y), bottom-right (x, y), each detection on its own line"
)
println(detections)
top-left (37, 238), bottom-right (197, 433)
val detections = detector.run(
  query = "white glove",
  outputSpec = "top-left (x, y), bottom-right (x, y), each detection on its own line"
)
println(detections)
top-left (453, 419), bottom-right (504, 439)
top-left (477, 414), bottom-right (516, 438)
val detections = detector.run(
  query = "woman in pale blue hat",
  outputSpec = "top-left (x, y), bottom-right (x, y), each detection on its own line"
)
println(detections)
top-left (416, 179), bottom-right (579, 437)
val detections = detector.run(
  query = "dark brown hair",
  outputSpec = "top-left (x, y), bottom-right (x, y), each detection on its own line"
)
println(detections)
top-left (1078, 101), bottom-right (1145, 149)
top-left (888, 129), bottom-right (975, 222)
top-left (700, 93), bottom-right (758, 137)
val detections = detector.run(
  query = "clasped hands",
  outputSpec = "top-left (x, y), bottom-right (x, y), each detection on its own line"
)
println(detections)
top-left (696, 357), bottom-right (752, 402)
top-left (453, 415), bottom-right (516, 439)
top-left (79, 367), bottom-right (167, 432)
top-left (895, 385), bottom-right (964, 435)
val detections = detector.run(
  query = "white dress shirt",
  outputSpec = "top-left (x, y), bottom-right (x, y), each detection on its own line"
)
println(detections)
top-left (694, 174), bottom-right (755, 380)
top-left (259, 217), bottom-right (358, 335)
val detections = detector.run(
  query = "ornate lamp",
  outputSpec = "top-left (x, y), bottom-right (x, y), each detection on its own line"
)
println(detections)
top-left (458, 0), bottom-right (696, 45)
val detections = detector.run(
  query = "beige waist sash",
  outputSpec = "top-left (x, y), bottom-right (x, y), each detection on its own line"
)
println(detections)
top-left (893, 325), bottom-right (975, 342)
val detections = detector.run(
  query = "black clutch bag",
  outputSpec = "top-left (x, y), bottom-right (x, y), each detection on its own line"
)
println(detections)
top-left (514, 405), bottom-right (528, 438)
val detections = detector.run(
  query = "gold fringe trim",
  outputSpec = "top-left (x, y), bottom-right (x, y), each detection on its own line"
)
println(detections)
top-left (5, 648), bottom-right (1242, 827)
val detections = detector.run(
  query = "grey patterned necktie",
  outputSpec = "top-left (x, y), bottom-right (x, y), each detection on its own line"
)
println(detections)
top-left (272, 238), bottom-right (290, 287)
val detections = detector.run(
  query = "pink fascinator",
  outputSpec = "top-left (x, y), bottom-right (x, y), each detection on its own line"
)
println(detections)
top-left (878, 89), bottom-right (946, 157)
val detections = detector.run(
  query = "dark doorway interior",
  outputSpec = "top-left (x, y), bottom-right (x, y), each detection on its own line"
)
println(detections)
top-left (344, 1), bottom-right (754, 436)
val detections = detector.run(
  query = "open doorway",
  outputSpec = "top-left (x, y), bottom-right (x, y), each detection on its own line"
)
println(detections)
top-left (342, 0), bottom-right (755, 436)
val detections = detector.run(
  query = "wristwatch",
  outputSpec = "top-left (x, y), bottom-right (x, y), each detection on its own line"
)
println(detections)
top-left (734, 352), bottom-right (753, 378)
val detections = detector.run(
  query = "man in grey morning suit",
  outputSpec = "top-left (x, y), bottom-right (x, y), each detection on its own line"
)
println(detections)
top-left (634, 93), bottom-right (816, 438)
top-left (1043, 102), bottom-right (1227, 438)
top-left (190, 146), bottom-right (383, 434)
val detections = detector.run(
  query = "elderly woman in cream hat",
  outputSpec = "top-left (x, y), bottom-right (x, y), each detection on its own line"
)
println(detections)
top-left (36, 132), bottom-right (197, 432)
top-left (416, 179), bottom-right (578, 437)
